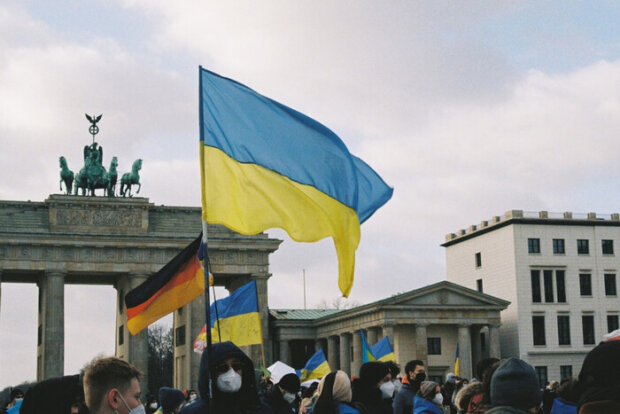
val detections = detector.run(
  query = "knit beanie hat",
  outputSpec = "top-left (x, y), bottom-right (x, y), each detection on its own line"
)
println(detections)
top-left (278, 373), bottom-right (301, 393)
top-left (158, 387), bottom-right (185, 412)
top-left (420, 381), bottom-right (438, 400)
top-left (490, 358), bottom-right (541, 409)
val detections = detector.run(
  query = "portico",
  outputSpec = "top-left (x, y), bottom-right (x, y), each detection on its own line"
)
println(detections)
top-left (270, 281), bottom-right (508, 380)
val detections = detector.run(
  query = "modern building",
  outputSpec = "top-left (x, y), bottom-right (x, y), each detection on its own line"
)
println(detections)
top-left (443, 210), bottom-right (620, 384)
top-left (270, 281), bottom-right (508, 382)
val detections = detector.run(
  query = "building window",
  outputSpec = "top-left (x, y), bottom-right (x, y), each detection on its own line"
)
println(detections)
top-left (531, 270), bottom-right (541, 303)
top-left (608, 315), bottom-right (619, 333)
top-left (556, 271), bottom-right (566, 303)
top-left (544, 270), bottom-right (554, 303)
top-left (427, 337), bottom-right (441, 355)
top-left (533, 316), bottom-right (546, 346)
top-left (557, 315), bottom-right (571, 345)
top-left (605, 274), bottom-right (617, 296)
top-left (553, 239), bottom-right (565, 254)
top-left (602, 240), bottom-right (614, 255)
top-left (118, 325), bottom-right (124, 346)
top-left (528, 238), bottom-right (541, 254)
top-left (577, 239), bottom-right (589, 254)
top-left (535, 366), bottom-right (548, 387)
top-left (476, 279), bottom-right (483, 293)
top-left (560, 365), bottom-right (573, 380)
top-left (582, 315), bottom-right (595, 345)
top-left (475, 252), bottom-right (482, 268)
top-left (579, 274), bottom-right (592, 296)
top-left (175, 325), bottom-right (186, 347)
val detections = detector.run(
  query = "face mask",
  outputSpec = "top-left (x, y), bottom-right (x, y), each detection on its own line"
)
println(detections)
top-left (149, 402), bottom-right (158, 409)
top-left (283, 392), bottom-right (296, 404)
top-left (118, 392), bottom-right (146, 414)
top-left (414, 372), bottom-right (426, 383)
top-left (217, 368), bottom-right (242, 393)
top-left (432, 393), bottom-right (443, 405)
top-left (379, 381), bottom-right (395, 399)
top-left (189, 394), bottom-right (197, 402)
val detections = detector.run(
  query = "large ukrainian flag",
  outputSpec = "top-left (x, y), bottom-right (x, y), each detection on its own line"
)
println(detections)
top-left (209, 280), bottom-right (262, 347)
top-left (199, 68), bottom-right (393, 297)
top-left (299, 349), bottom-right (331, 382)
top-left (372, 336), bottom-right (396, 362)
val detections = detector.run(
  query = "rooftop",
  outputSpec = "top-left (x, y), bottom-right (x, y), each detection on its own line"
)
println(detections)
top-left (442, 209), bottom-right (620, 247)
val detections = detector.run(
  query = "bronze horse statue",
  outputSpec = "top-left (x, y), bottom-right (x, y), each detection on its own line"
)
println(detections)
top-left (59, 156), bottom-right (74, 195)
top-left (107, 156), bottom-right (119, 197)
top-left (120, 159), bottom-right (142, 197)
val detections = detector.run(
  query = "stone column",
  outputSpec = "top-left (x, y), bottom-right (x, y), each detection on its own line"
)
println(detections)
top-left (327, 335), bottom-right (339, 370)
top-left (458, 325), bottom-right (472, 379)
top-left (382, 323), bottom-right (395, 348)
top-left (315, 339), bottom-right (323, 352)
top-left (253, 274), bottom-right (272, 364)
top-left (367, 327), bottom-right (378, 346)
top-left (37, 269), bottom-right (65, 380)
top-left (351, 330), bottom-right (362, 377)
top-left (279, 340), bottom-right (290, 365)
top-left (415, 324), bottom-right (428, 366)
top-left (173, 290), bottom-right (205, 390)
top-left (489, 324), bottom-right (501, 359)
top-left (0, 269), bottom-right (2, 321)
top-left (128, 273), bottom-right (149, 384)
top-left (339, 333), bottom-right (351, 375)
top-left (472, 326), bottom-right (482, 369)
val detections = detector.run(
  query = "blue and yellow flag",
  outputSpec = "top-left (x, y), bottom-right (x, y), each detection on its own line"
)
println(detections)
top-left (194, 280), bottom-right (262, 348)
top-left (361, 330), bottom-right (376, 363)
top-left (372, 336), bottom-right (396, 362)
top-left (299, 349), bottom-right (331, 382)
top-left (454, 343), bottom-right (460, 377)
top-left (199, 68), bottom-right (393, 297)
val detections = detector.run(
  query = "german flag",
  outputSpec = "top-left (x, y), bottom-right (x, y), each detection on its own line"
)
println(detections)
top-left (125, 235), bottom-right (204, 334)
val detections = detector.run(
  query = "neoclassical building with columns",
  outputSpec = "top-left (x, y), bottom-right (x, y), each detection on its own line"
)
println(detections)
top-left (270, 281), bottom-right (509, 382)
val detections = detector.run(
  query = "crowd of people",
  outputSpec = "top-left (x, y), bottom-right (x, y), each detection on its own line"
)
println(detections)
top-left (2, 337), bottom-right (619, 414)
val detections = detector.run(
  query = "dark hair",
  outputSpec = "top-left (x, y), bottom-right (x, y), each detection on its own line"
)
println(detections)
top-left (83, 357), bottom-right (142, 413)
top-left (301, 382), bottom-right (319, 399)
top-left (476, 358), bottom-right (499, 380)
top-left (481, 361), bottom-right (501, 404)
top-left (385, 361), bottom-right (401, 378)
top-left (313, 372), bottom-right (337, 414)
top-left (404, 360), bottom-right (424, 374)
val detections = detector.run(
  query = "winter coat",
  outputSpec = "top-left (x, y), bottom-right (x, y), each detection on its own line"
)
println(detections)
top-left (262, 387), bottom-right (298, 414)
top-left (392, 382), bottom-right (416, 414)
top-left (412, 396), bottom-right (442, 414)
top-left (549, 397), bottom-right (577, 414)
top-left (350, 378), bottom-right (390, 414)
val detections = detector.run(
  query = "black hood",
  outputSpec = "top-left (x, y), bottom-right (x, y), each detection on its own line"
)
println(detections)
top-left (197, 341), bottom-right (260, 411)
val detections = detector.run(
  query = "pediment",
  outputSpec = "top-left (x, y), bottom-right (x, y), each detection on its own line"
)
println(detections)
top-left (385, 281), bottom-right (509, 308)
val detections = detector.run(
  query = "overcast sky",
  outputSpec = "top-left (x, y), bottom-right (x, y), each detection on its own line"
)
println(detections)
top-left (1, 0), bottom-right (619, 388)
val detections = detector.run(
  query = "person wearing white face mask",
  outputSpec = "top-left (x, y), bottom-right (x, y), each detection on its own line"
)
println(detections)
top-left (178, 341), bottom-right (272, 414)
top-left (413, 381), bottom-right (443, 414)
top-left (83, 356), bottom-right (144, 414)
top-left (351, 361), bottom-right (393, 414)
top-left (262, 373), bottom-right (301, 414)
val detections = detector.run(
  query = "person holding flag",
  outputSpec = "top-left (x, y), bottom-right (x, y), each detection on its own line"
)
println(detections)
top-left (179, 341), bottom-right (271, 414)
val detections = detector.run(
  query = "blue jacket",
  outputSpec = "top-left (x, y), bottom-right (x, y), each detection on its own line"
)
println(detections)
top-left (412, 396), bottom-right (442, 414)
top-left (550, 398), bottom-right (577, 414)
top-left (335, 402), bottom-right (361, 414)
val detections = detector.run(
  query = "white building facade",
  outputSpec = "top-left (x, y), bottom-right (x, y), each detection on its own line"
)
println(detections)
top-left (443, 210), bottom-right (620, 384)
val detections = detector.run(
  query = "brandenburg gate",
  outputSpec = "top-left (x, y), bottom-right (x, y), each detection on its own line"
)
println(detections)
top-left (0, 195), bottom-right (281, 389)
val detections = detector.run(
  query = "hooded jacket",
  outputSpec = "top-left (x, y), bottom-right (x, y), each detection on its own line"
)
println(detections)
top-left (179, 341), bottom-right (272, 414)
top-left (412, 396), bottom-right (442, 414)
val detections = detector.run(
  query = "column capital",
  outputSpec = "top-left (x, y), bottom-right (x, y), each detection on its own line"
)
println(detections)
top-left (44, 268), bottom-right (67, 277)
top-left (415, 323), bottom-right (429, 329)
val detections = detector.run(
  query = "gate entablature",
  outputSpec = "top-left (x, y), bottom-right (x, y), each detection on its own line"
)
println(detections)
top-left (0, 194), bottom-right (281, 387)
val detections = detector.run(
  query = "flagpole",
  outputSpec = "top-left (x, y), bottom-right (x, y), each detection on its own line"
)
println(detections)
top-left (199, 65), bottom-right (214, 408)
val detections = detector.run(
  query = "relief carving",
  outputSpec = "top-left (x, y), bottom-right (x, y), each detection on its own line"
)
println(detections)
top-left (56, 207), bottom-right (141, 227)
